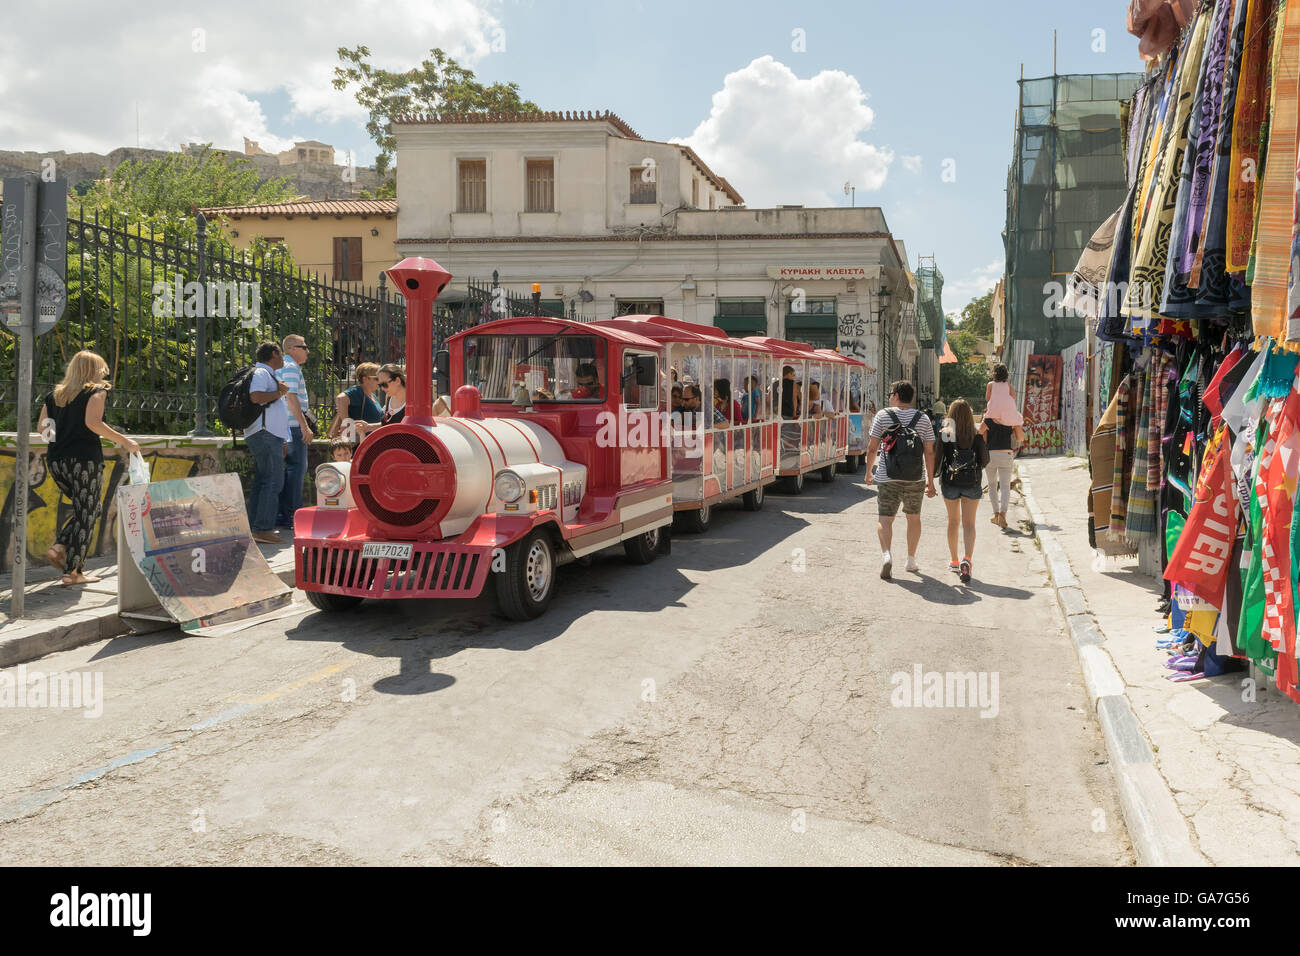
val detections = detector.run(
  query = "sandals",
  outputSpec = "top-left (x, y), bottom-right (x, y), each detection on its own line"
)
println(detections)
top-left (59, 571), bottom-right (102, 587)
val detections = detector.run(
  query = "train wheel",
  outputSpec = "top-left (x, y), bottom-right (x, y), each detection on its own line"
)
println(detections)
top-left (495, 531), bottom-right (556, 621)
top-left (820, 463), bottom-right (837, 483)
top-left (304, 590), bottom-right (364, 613)
top-left (679, 501), bottom-right (711, 533)
top-left (623, 525), bottom-right (662, 565)
top-left (784, 471), bottom-right (804, 495)
top-left (742, 482), bottom-right (765, 511)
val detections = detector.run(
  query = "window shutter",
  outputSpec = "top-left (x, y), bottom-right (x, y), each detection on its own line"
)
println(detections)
top-left (333, 237), bottom-right (345, 281)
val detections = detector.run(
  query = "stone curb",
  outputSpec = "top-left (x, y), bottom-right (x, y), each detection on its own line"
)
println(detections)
top-left (1017, 466), bottom-right (1206, 867)
top-left (0, 563), bottom-right (297, 669)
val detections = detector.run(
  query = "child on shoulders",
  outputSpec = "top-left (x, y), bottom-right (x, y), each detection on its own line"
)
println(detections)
top-left (983, 364), bottom-right (1025, 446)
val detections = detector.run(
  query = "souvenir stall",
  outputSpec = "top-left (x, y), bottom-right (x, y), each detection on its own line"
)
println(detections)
top-left (1073, 0), bottom-right (1300, 700)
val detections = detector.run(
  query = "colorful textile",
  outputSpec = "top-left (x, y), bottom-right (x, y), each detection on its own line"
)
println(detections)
top-left (1126, 15), bottom-right (1211, 323)
top-left (1165, 423), bottom-right (1235, 605)
top-left (1227, 0), bottom-right (1279, 272)
top-left (1112, 375), bottom-right (1139, 533)
top-left (1252, 0), bottom-right (1300, 338)
top-left (1128, 385), bottom-right (1159, 540)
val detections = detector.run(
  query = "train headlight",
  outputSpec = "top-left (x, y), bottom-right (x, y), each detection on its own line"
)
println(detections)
top-left (316, 465), bottom-right (347, 498)
top-left (494, 470), bottom-right (526, 504)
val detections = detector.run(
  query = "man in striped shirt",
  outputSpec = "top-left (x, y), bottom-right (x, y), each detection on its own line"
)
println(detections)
top-left (276, 334), bottom-right (315, 528)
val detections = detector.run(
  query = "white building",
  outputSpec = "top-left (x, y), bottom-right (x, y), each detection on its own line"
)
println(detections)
top-left (394, 110), bottom-right (913, 404)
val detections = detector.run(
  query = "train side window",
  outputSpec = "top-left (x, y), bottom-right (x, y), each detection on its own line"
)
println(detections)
top-left (621, 351), bottom-right (659, 409)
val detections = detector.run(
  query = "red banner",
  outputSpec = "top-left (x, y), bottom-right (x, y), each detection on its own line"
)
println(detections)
top-left (1023, 355), bottom-right (1063, 426)
top-left (1163, 432), bottom-right (1235, 607)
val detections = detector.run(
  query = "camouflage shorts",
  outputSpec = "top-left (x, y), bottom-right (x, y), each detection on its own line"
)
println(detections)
top-left (877, 479), bottom-right (926, 516)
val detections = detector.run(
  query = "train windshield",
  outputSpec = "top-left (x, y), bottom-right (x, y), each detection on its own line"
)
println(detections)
top-left (464, 334), bottom-right (609, 402)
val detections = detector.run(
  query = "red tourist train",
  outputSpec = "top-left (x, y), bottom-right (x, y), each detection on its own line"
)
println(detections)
top-left (293, 257), bottom-right (865, 619)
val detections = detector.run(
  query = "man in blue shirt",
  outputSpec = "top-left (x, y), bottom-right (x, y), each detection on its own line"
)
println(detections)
top-left (276, 334), bottom-right (315, 528)
top-left (246, 341), bottom-right (292, 544)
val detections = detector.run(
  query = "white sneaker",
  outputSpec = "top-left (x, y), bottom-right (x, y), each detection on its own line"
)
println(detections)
top-left (905, 556), bottom-right (920, 573)
top-left (880, 552), bottom-right (892, 580)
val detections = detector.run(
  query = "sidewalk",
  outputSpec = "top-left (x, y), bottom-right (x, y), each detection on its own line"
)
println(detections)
top-left (1019, 456), bottom-right (1300, 866)
top-left (0, 540), bottom-right (296, 667)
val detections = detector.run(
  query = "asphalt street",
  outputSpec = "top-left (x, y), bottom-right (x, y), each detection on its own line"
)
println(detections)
top-left (0, 469), bottom-right (1133, 865)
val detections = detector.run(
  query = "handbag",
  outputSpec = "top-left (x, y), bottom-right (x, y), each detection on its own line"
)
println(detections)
top-left (303, 409), bottom-right (319, 435)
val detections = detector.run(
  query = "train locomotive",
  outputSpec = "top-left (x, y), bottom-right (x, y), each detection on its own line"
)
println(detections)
top-left (294, 257), bottom-right (672, 620)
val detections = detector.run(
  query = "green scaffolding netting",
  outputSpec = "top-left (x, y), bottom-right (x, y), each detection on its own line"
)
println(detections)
top-left (1004, 72), bottom-right (1144, 354)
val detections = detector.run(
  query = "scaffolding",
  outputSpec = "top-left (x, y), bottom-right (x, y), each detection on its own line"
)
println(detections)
top-left (1004, 72), bottom-right (1143, 354)
top-left (915, 254), bottom-right (945, 410)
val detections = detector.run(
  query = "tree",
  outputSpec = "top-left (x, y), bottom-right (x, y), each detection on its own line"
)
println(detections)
top-left (939, 325), bottom-right (991, 410)
top-left (333, 46), bottom-right (540, 184)
top-left (80, 146), bottom-right (298, 238)
top-left (958, 289), bottom-right (995, 339)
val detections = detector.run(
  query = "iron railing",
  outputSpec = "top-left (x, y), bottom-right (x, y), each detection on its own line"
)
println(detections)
top-left (0, 206), bottom-right (559, 435)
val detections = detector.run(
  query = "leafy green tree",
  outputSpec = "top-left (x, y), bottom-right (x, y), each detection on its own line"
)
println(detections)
top-left (958, 289), bottom-right (995, 339)
top-left (79, 146), bottom-right (297, 239)
top-left (333, 45), bottom-right (540, 184)
top-left (939, 324), bottom-right (991, 411)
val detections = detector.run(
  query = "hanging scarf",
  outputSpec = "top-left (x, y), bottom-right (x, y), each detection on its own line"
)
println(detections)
top-left (1148, 349), bottom-right (1175, 486)
top-left (1237, 410), bottom-right (1276, 667)
top-left (1127, 11), bottom-right (1212, 323)
top-left (1252, 0), bottom-right (1300, 338)
top-left (1227, 0), bottom-right (1280, 271)
top-left (1164, 0), bottom-right (1236, 313)
top-left (1090, 379), bottom-right (1137, 555)
top-left (1127, 379), bottom-right (1160, 540)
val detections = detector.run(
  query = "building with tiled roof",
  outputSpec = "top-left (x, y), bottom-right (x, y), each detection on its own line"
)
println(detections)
top-left (201, 198), bottom-right (399, 288)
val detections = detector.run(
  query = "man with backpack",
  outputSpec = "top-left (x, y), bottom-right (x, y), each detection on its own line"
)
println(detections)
top-left (243, 341), bottom-right (292, 544)
top-left (864, 380), bottom-right (936, 580)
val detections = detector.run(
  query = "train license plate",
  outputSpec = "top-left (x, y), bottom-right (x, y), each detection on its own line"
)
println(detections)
top-left (361, 542), bottom-right (413, 561)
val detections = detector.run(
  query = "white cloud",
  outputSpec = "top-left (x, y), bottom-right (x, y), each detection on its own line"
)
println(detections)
top-left (946, 258), bottom-right (1004, 309)
top-left (0, 0), bottom-right (500, 161)
top-left (677, 56), bottom-right (893, 207)
top-left (901, 154), bottom-right (923, 174)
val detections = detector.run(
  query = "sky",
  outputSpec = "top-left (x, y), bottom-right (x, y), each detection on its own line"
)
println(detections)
top-left (0, 0), bottom-right (1147, 314)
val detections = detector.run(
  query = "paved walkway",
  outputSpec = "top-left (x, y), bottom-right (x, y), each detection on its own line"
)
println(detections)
top-left (1019, 456), bottom-right (1300, 866)
top-left (0, 541), bottom-right (295, 666)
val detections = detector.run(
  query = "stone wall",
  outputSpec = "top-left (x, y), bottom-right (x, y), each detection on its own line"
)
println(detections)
top-left (0, 434), bottom-right (335, 571)
top-left (0, 147), bottom-right (381, 201)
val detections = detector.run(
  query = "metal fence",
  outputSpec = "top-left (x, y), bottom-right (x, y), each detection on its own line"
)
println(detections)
top-left (0, 206), bottom-right (551, 435)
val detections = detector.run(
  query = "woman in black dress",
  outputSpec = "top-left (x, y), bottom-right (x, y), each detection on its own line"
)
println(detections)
top-left (41, 351), bottom-right (138, 586)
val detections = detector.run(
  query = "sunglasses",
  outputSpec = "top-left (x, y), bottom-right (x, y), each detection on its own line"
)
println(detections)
top-left (291, 343), bottom-right (309, 351)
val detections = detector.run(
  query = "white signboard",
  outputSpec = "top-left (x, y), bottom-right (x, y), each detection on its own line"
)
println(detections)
top-left (767, 265), bottom-right (868, 282)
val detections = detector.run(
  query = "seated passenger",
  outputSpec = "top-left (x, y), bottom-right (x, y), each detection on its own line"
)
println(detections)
top-left (713, 378), bottom-right (744, 426)
top-left (671, 384), bottom-right (684, 413)
top-left (571, 363), bottom-right (603, 400)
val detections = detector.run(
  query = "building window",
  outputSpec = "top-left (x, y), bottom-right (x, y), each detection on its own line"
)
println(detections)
top-left (616, 299), bottom-right (664, 316)
top-left (792, 297), bottom-right (837, 315)
top-left (333, 237), bottom-right (363, 282)
top-left (709, 194), bottom-right (715, 210)
top-left (629, 166), bottom-right (657, 204)
top-left (691, 178), bottom-right (699, 207)
top-left (458, 159), bottom-right (487, 212)
top-left (715, 298), bottom-right (766, 337)
top-left (526, 159), bottom-right (555, 212)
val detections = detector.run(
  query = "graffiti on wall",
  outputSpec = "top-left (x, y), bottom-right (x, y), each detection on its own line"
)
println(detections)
top-left (1060, 340), bottom-right (1088, 456)
top-left (0, 447), bottom-right (211, 571)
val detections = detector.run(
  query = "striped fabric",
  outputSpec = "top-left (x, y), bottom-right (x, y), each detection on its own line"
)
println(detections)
top-left (1254, 0), bottom-right (1300, 337)
top-left (1127, 378), bottom-right (1159, 541)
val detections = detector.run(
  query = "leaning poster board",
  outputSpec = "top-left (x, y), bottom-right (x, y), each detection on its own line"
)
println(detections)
top-left (116, 473), bottom-right (292, 634)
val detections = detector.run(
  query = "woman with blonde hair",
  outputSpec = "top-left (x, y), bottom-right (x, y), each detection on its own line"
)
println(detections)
top-left (934, 398), bottom-right (989, 585)
top-left (330, 361), bottom-right (383, 440)
top-left (40, 351), bottom-right (138, 586)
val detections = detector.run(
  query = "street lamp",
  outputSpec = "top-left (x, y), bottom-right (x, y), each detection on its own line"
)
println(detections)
top-left (874, 285), bottom-right (892, 406)
top-left (843, 182), bottom-right (856, 208)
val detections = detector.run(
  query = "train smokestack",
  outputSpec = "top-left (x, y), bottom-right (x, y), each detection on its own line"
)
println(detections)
top-left (385, 256), bottom-right (452, 427)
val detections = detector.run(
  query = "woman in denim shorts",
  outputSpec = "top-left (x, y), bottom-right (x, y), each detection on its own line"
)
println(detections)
top-left (935, 399), bottom-right (989, 584)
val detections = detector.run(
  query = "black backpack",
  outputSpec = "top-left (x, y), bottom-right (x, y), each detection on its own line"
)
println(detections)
top-left (882, 409), bottom-right (926, 481)
top-left (944, 443), bottom-right (981, 486)
top-left (217, 365), bottom-right (266, 431)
